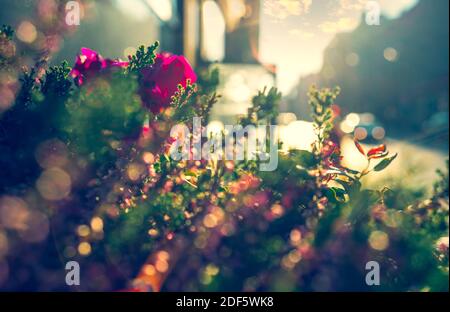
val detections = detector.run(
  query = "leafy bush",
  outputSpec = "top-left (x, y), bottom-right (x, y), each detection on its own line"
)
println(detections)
top-left (0, 27), bottom-right (448, 291)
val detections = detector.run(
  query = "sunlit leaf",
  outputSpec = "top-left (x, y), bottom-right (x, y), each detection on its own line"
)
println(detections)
top-left (354, 139), bottom-right (365, 156)
top-left (374, 153), bottom-right (398, 171)
top-left (368, 151), bottom-right (389, 159)
top-left (367, 144), bottom-right (387, 157)
top-left (330, 187), bottom-right (347, 202)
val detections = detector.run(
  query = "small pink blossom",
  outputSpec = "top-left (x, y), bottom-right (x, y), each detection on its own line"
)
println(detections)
top-left (70, 48), bottom-right (128, 85)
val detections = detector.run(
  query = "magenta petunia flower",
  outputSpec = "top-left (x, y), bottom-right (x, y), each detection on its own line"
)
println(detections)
top-left (70, 48), bottom-right (128, 85)
top-left (139, 53), bottom-right (197, 114)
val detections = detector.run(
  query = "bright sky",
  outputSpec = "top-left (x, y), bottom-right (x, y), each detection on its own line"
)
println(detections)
top-left (259, 0), bottom-right (419, 93)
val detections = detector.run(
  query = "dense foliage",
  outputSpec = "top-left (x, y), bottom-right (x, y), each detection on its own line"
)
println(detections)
top-left (0, 26), bottom-right (448, 291)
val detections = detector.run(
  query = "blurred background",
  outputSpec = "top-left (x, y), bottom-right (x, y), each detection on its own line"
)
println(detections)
top-left (0, 0), bottom-right (448, 190)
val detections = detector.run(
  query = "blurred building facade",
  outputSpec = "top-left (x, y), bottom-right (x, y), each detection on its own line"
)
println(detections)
top-left (185, 0), bottom-right (276, 123)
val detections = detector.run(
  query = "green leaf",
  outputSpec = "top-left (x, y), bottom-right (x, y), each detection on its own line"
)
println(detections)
top-left (329, 187), bottom-right (347, 202)
top-left (343, 167), bottom-right (360, 175)
top-left (374, 153), bottom-right (398, 172)
top-left (335, 179), bottom-right (362, 195)
top-left (127, 41), bottom-right (159, 72)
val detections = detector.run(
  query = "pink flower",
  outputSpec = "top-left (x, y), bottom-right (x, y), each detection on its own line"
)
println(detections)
top-left (70, 48), bottom-right (128, 85)
top-left (139, 53), bottom-right (197, 114)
